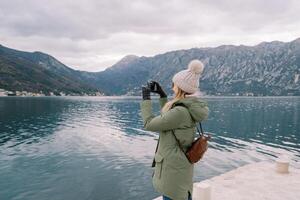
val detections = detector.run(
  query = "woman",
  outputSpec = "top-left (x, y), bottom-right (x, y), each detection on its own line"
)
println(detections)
top-left (140, 60), bottom-right (209, 200)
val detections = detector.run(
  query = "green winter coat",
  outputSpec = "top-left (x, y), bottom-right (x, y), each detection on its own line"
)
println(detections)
top-left (140, 96), bottom-right (209, 200)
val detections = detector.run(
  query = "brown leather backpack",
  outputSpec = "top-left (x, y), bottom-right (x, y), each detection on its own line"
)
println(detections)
top-left (172, 104), bottom-right (211, 164)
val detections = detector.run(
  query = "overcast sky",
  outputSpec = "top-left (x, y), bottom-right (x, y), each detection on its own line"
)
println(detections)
top-left (1, 0), bottom-right (300, 72)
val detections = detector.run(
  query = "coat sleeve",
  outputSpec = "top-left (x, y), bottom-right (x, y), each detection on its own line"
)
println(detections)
top-left (140, 100), bottom-right (185, 132)
top-left (159, 97), bottom-right (168, 109)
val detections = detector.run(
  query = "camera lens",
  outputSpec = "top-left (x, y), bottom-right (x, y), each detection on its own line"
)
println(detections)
top-left (150, 82), bottom-right (154, 90)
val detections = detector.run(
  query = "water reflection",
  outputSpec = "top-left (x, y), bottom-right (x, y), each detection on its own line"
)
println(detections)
top-left (0, 96), bottom-right (299, 200)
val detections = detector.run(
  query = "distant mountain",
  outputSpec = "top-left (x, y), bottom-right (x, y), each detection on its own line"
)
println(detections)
top-left (0, 44), bottom-right (99, 95)
top-left (110, 55), bottom-right (139, 70)
top-left (80, 54), bottom-right (146, 95)
top-left (85, 38), bottom-right (300, 96)
top-left (1, 38), bottom-right (299, 96)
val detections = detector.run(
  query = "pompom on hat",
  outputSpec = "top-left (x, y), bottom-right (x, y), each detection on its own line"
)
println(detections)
top-left (172, 59), bottom-right (205, 94)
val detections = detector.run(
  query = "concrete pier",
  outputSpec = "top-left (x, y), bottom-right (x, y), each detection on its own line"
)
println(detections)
top-left (154, 160), bottom-right (300, 200)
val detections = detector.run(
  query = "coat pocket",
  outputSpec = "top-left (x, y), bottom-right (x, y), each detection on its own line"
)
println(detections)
top-left (154, 153), bottom-right (164, 179)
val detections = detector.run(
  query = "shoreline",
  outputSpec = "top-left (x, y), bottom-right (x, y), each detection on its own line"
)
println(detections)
top-left (0, 95), bottom-right (300, 98)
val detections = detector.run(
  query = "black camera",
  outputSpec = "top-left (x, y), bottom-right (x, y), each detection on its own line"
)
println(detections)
top-left (148, 81), bottom-right (157, 92)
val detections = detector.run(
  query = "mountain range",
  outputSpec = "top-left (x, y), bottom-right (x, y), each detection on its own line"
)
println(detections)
top-left (1, 38), bottom-right (300, 96)
top-left (0, 44), bottom-right (99, 95)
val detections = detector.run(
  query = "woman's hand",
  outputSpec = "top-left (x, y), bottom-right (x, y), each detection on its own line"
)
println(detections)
top-left (142, 85), bottom-right (151, 100)
top-left (148, 81), bottom-right (167, 98)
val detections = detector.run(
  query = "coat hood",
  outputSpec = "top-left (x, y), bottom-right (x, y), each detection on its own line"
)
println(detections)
top-left (173, 96), bottom-right (209, 122)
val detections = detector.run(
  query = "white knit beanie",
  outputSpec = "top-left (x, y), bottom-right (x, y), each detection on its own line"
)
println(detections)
top-left (172, 59), bottom-right (204, 94)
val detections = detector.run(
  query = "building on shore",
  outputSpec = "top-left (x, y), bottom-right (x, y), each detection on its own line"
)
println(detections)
top-left (0, 89), bottom-right (8, 96)
top-left (7, 91), bottom-right (16, 96)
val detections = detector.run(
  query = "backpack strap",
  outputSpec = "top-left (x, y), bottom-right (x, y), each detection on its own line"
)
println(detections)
top-left (170, 103), bottom-right (205, 160)
top-left (151, 135), bottom-right (159, 167)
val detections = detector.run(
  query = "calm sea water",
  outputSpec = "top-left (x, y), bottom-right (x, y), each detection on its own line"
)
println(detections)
top-left (0, 96), bottom-right (299, 200)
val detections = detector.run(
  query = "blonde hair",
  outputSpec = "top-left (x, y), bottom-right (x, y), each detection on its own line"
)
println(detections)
top-left (161, 86), bottom-right (189, 113)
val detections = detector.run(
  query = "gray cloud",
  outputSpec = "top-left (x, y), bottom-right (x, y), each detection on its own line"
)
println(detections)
top-left (1, 0), bottom-right (300, 71)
